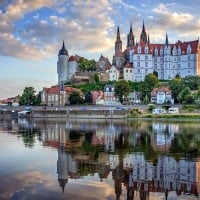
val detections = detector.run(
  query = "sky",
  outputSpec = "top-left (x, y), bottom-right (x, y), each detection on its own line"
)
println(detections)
top-left (0, 0), bottom-right (200, 99)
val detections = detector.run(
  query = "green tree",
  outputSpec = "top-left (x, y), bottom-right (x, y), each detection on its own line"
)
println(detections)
top-left (114, 80), bottom-right (131, 103)
top-left (178, 87), bottom-right (194, 104)
top-left (69, 91), bottom-right (84, 104)
top-left (19, 87), bottom-right (37, 105)
top-left (153, 70), bottom-right (158, 78)
top-left (141, 73), bottom-right (159, 101)
top-left (184, 75), bottom-right (200, 90)
top-left (78, 58), bottom-right (96, 72)
top-left (169, 77), bottom-right (185, 103)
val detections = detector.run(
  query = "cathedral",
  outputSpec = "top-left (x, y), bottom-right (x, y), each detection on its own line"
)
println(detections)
top-left (114, 22), bottom-right (200, 81)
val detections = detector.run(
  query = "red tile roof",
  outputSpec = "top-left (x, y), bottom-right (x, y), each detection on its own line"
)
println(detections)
top-left (151, 87), bottom-right (171, 96)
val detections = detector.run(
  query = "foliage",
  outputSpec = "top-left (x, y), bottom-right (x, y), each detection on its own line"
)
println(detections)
top-left (169, 77), bottom-right (185, 103)
top-left (69, 91), bottom-right (84, 104)
top-left (114, 79), bottom-right (131, 103)
top-left (19, 87), bottom-right (39, 105)
top-left (184, 75), bottom-right (200, 90)
top-left (148, 104), bottom-right (155, 112)
top-left (153, 70), bottom-right (158, 78)
top-left (94, 73), bottom-right (100, 84)
top-left (141, 73), bottom-right (159, 101)
top-left (78, 57), bottom-right (96, 72)
top-left (178, 87), bottom-right (195, 104)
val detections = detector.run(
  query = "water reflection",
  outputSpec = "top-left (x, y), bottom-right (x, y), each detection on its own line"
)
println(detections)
top-left (1, 118), bottom-right (200, 199)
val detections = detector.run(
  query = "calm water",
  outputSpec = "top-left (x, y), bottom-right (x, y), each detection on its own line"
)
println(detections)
top-left (0, 117), bottom-right (200, 200)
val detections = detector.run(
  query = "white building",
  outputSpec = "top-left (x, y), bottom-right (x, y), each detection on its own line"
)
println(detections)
top-left (123, 62), bottom-right (133, 81)
top-left (151, 87), bottom-right (173, 104)
top-left (106, 64), bottom-right (120, 81)
top-left (114, 23), bottom-right (200, 81)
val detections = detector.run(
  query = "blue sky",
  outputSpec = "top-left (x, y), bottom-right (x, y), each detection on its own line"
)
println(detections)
top-left (0, 0), bottom-right (200, 99)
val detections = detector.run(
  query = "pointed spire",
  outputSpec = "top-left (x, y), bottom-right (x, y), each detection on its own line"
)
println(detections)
top-left (142, 20), bottom-right (145, 31)
top-left (59, 40), bottom-right (68, 56)
top-left (165, 33), bottom-right (169, 47)
top-left (140, 20), bottom-right (147, 43)
top-left (148, 33), bottom-right (150, 44)
top-left (130, 21), bottom-right (133, 33)
top-left (117, 26), bottom-right (120, 40)
top-left (62, 40), bottom-right (65, 48)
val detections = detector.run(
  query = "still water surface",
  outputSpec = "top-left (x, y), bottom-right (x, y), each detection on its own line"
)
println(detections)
top-left (0, 118), bottom-right (200, 200)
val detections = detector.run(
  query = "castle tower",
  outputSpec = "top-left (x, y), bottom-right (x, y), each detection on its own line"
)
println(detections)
top-left (140, 21), bottom-right (148, 44)
top-left (57, 41), bottom-right (69, 85)
top-left (127, 23), bottom-right (135, 48)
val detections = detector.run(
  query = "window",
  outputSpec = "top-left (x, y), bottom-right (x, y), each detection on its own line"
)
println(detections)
top-left (137, 55), bottom-right (140, 60)
top-left (137, 62), bottom-right (140, 67)
top-left (126, 69), bottom-right (128, 73)
top-left (145, 62), bottom-right (148, 67)
top-left (145, 55), bottom-right (148, 60)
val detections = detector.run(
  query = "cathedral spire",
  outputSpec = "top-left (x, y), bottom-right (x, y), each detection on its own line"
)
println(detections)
top-left (165, 33), bottom-right (169, 47)
top-left (117, 26), bottom-right (120, 40)
top-left (140, 20), bottom-right (148, 43)
top-left (127, 22), bottom-right (135, 47)
top-left (115, 26), bottom-right (122, 53)
top-left (148, 33), bottom-right (150, 44)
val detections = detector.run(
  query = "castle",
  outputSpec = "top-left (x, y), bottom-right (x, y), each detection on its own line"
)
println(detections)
top-left (57, 22), bottom-right (200, 84)
top-left (114, 21), bottom-right (200, 81)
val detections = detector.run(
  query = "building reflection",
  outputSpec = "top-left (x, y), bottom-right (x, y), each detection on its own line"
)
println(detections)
top-left (3, 118), bottom-right (200, 199)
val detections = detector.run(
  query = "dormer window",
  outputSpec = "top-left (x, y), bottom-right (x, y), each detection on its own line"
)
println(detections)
top-left (137, 45), bottom-right (141, 54)
top-left (187, 44), bottom-right (191, 54)
top-left (178, 46), bottom-right (181, 55)
top-left (155, 47), bottom-right (158, 56)
top-left (160, 48), bottom-right (163, 56)
top-left (172, 45), bottom-right (177, 56)
top-left (144, 46), bottom-right (148, 54)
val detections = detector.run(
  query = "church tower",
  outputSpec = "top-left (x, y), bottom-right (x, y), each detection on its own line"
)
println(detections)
top-left (114, 26), bottom-right (124, 78)
top-left (57, 41), bottom-right (69, 85)
top-left (115, 26), bottom-right (122, 54)
top-left (127, 23), bottom-right (135, 48)
top-left (140, 21), bottom-right (148, 43)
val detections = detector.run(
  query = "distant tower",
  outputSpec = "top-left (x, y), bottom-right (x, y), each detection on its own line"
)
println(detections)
top-left (57, 41), bottom-right (69, 85)
top-left (114, 26), bottom-right (124, 78)
top-left (127, 22), bottom-right (135, 48)
top-left (140, 21), bottom-right (148, 43)
top-left (115, 26), bottom-right (122, 54)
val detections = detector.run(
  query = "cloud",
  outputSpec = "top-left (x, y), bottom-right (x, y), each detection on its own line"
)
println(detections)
top-left (0, 0), bottom-right (115, 60)
top-left (151, 3), bottom-right (200, 41)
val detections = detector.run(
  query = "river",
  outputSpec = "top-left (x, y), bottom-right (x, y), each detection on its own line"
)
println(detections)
top-left (0, 117), bottom-right (200, 200)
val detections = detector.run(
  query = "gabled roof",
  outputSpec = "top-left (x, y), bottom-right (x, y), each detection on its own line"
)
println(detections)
top-left (124, 62), bottom-right (133, 68)
top-left (151, 87), bottom-right (171, 96)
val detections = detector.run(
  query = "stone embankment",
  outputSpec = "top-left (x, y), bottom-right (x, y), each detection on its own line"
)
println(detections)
top-left (0, 109), bottom-right (129, 119)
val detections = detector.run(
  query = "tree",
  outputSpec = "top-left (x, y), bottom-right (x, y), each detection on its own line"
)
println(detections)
top-left (78, 58), bottom-right (96, 72)
top-left (114, 80), bottom-right (131, 103)
top-left (19, 87), bottom-right (38, 105)
top-left (184, 75), bottom-right (200, 90)
top-left (69, 91), bottom-right (84, 104)
top-left (141, 73), bottom-right (159, 101)
top-left (153, 70), bottom-right (158, 78)
top-left (169, 78), bottom-right (185, 103)
top-left (178, 87), bottom-right (194, 104)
